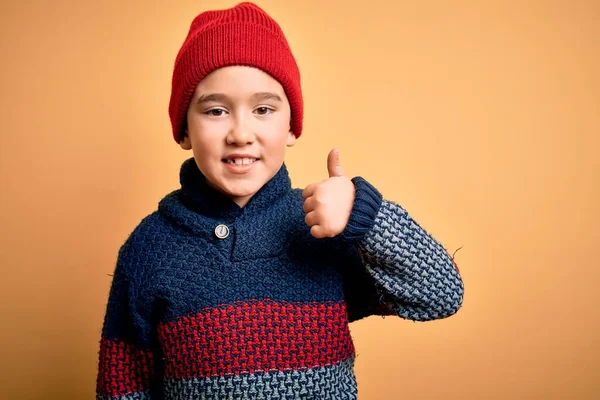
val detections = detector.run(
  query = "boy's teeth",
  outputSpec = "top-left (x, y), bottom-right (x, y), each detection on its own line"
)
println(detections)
top-left (227, 158), bottom-right (257, 165)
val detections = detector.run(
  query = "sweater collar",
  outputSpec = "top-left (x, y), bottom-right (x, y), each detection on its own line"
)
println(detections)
top-left (166, 157), bottom-right (292, 221)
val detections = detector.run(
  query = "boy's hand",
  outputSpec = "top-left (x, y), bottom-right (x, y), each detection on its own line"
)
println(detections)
top-left (302, 148), bottom-right (355, 238)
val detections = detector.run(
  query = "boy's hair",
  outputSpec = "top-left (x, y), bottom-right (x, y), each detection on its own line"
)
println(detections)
top-left (168, 2), bottom-right (304, 144)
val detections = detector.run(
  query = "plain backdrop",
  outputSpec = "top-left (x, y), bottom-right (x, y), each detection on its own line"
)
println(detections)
top-left (1, 0), bottom-right (598, 399)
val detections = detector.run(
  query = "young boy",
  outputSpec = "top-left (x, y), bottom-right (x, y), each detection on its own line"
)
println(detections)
top-left (96, 2), bottom-right (464, 399)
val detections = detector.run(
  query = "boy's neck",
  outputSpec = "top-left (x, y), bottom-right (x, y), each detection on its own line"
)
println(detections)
top-left (231, 195), bottom-right (253, 208)
top-left (204, 180), bottom-right (254, 209)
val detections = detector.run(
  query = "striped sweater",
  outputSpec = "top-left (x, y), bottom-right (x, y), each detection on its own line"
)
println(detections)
top-left (96, 157), bottom-right (464, 399)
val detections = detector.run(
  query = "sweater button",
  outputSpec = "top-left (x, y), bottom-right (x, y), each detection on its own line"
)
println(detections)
top-left (214, 224), bottom-right (230, 239)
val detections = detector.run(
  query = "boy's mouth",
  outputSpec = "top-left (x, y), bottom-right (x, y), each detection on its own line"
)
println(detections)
top-left (222, 157), bottom-right (259, 166)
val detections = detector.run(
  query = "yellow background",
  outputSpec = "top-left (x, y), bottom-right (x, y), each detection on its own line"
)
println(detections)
top-left (1, 0), bottom-right (599, 398)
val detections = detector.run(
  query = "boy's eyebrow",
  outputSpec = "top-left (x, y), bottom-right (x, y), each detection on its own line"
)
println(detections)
top-left (251, 92), bottom-right (283, 102)
top-left (196, 92), bottom-right (283, 104)
top-left (196, 93), bottom-right (227, 104)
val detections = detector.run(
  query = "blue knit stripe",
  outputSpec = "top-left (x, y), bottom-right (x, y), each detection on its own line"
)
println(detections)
top-left (97, 389), bottom-right (151, 400)
top-left (163, 357), bottom-right (358, 400)
top-left (359, 200), bottom-right (464, 321)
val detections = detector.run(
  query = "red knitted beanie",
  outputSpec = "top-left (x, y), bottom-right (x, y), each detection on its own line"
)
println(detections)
top-left (169, 2), bottom-right (303, 144)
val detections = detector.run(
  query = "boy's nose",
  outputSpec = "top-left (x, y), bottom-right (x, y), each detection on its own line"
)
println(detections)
top-left (226, 119), bottom-right (255, 145)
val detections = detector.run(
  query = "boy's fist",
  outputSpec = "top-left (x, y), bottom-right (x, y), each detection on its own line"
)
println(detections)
top-left (302, 149), bottom-right (355, 238)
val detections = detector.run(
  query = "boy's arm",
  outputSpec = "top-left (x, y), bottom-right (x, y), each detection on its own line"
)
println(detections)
top-left (96, 245), bottom-right (162, 400)
top-left (339, 177), bottom-right (464, 322)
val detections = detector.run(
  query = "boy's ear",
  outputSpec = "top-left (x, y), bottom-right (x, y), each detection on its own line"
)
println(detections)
top-left (179, 131), bottom-right (192, 150)
top-left (286, 130), bottom-right (297, 147)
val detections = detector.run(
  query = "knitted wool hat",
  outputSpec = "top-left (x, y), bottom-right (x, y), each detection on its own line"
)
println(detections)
top-left (169, 2), bottom-right (303, 144)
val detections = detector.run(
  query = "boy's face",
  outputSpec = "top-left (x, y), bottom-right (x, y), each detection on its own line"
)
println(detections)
top-left (181, 66), bottom-right (296, 208)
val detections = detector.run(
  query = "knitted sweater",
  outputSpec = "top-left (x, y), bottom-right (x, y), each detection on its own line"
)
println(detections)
top-left (96, 158), bottom-right (464, 400)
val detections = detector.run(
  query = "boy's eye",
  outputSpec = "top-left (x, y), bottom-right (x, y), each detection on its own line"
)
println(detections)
top-left (205, 108), bottom-right (227, 117)
top-left (255, 106), bottom-right (274, 115)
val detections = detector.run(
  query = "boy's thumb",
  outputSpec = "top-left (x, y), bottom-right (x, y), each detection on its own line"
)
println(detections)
top-left (327, 148), bottom-right (344, 177)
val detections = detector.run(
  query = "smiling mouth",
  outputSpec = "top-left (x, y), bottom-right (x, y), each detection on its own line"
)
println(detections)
top-left (222, 158), bottom-right (259, 165)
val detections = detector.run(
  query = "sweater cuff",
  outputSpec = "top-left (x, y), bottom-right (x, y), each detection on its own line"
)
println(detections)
top-left (340, 177), bottom-right (383, 242)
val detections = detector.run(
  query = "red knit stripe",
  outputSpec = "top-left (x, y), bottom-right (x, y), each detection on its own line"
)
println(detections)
top-left (158, 299), bottom-right (355, 379)
top-left (96, 338), bottom-right (155, 398)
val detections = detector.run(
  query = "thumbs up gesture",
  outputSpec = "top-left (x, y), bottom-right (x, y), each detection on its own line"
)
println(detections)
top-left (302, 149), bottom-right (355, 238)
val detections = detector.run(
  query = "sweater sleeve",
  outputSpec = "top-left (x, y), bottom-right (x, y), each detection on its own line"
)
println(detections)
top-left (96, 243), bottom-right (162, 400)
top-left (340, 177), bottom-right (464, 322)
